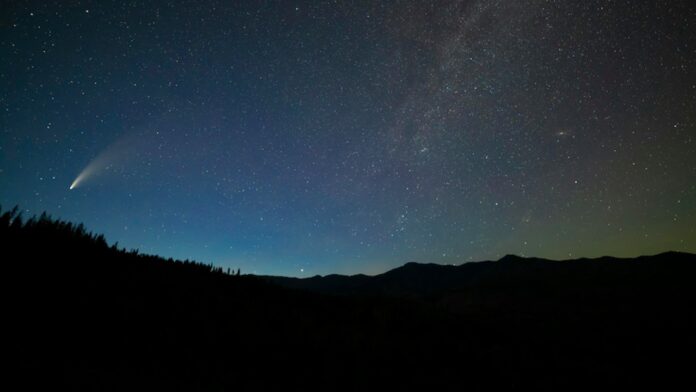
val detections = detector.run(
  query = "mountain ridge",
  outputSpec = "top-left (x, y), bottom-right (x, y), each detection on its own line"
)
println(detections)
top-left (263, 251), bottom-right (696, 297)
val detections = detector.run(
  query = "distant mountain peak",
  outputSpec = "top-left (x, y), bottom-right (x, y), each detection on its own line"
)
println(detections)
top-left (498, 254), bottom-right (525, 262)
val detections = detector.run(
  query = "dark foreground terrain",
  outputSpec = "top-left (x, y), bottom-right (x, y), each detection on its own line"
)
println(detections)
top-left (3, 206), bottom-right (695, 391)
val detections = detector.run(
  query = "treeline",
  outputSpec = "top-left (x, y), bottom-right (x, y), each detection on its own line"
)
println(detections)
top-left (0, 205), bottom-right (238, 276)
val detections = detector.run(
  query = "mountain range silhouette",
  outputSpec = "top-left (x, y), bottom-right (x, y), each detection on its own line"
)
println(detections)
top-left (265, 252), bottom-right (695, 298)
top-left (3, 205), bottom-right (695, 391)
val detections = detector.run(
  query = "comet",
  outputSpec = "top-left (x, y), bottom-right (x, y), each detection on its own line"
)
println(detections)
top-left (69, 152), bottom-right (113, 190)
top-left (69, 166), bottom-right (94, 190)
top-left (69, 132), bottom-right (143, 190)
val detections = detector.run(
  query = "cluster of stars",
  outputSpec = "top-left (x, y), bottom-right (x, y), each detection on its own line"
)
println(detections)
top-left (1, 0), bottom-right (695, 276)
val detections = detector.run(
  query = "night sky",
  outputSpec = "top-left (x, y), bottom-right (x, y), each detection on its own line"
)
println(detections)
top-left (1, 1), bottom-right (695, 276)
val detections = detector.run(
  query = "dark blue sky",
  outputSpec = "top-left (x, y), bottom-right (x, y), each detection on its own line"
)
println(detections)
top-left (2, 0), bottom-right (695, 276)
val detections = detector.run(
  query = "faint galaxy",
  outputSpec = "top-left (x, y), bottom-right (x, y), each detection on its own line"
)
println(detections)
top-left (1, 0), bottom-right (695, 276)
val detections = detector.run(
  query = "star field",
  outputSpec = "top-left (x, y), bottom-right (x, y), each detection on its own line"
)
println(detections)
top-left (1, 0), bottom-right (695, 276)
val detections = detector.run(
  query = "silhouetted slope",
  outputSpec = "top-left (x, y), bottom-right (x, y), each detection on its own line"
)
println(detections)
top-left (3, 206), bottom-right (696, 391)
top-left (2, 207), bottom-right (463, 391)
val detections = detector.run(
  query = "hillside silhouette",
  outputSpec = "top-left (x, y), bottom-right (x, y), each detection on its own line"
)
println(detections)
top-left (265, 252), bottom-right (696, 300)
top-left (3, 205), bottom-right (696, 391)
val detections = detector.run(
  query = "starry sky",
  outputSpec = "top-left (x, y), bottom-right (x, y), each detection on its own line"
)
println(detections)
top-left (1, 0), bottom-right (695, 276)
